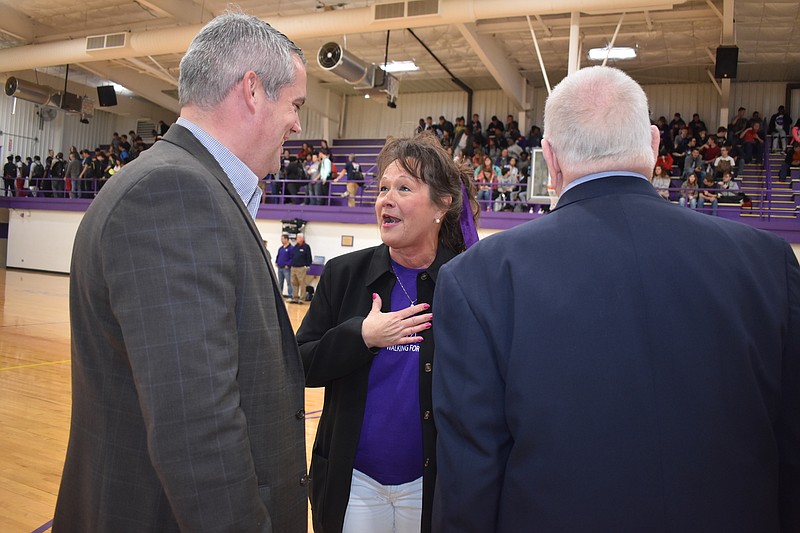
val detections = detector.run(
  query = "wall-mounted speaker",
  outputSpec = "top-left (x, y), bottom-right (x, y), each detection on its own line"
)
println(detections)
top-left (97, 85), bottom-right (117, 107)
top-left (715, 46), bottom-right (739, 79)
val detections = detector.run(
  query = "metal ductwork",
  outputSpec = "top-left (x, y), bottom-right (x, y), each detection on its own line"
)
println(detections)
top-left (317, 42), bottom-right (399, 106)
top-left (317, 42), bottom-right (374, 88)
top-left (4, 77), bottom-right (59, 107)
top-left (4, 76), bottom-right (93, 117)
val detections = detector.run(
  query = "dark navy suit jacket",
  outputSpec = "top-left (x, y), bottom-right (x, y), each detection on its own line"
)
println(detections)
top-left (432, 176), bottom-right (800, 532)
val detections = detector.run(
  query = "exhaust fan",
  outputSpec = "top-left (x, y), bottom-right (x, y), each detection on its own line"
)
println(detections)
top-left (4, 76), bottom-right (93, 117)
top-left (317, 42), bottom-right (399, 106)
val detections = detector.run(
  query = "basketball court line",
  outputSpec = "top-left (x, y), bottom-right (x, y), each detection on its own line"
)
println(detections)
top-left (0, 359), bottom-right (70, 371)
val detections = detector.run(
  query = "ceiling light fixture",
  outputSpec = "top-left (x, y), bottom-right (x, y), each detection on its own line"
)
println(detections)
top-left (588, 46), bottom-right (636, 61)
top-left (111, 82), bottom-right (132, 95)
top-left (380, 60), bottom-right (419, 73)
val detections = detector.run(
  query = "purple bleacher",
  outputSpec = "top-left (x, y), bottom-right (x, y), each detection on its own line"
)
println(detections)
top-left (334, 139), bottom-right (384, 147)
top-left (331, 147), bottom-right (384, 155)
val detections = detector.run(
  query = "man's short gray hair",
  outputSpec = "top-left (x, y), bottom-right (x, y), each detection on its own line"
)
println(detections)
top-left (543, 66), bottom-right (654, 174)
top-left (179, 10), bottom-right (305, 108)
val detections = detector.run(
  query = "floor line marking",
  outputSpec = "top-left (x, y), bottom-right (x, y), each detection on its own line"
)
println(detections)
top-left (0, 320), bottom-right (70, 328)
top-left (0, 359), bottom-right (70, 371)
top-left (31, 518), bottom-right (53, 533)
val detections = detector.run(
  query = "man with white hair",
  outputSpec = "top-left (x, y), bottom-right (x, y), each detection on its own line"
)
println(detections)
top-left (432, 66), bottom-right (800, 531)
top-left (54, 10), bottom-right (308, 532)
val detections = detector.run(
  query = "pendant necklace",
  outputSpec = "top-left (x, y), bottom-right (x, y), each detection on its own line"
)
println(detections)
top-left (391, 264), bottom-right (417, 306)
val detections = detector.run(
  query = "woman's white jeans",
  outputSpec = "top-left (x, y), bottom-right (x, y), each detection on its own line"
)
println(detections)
top-left (342, 469), bottom-right (423, 533)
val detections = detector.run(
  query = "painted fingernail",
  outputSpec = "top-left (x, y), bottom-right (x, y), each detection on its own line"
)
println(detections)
top-left (372, 293), bottom-right (377, 300)
top-left (423, 303), bottom-right (430, 309)
top-left (425, 323), bottom-right (432, 328)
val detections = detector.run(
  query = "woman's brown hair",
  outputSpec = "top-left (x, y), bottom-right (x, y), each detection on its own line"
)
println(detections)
top-left (376, 132), bottom-right (479, 253)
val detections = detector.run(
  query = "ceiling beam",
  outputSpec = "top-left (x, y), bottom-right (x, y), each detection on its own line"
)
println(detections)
top-left (79, 62), bottom-right (180, 113)
top-left (136, 0), bottom-right (215, 26)
top-left (534, 15), bottom-right (553, 38)
top-left (475, 8), bottom-right (717, 35)
top-left (0, 4), bottom-right (36, 42)
top-left (457, 23), bottom-right (526, 109)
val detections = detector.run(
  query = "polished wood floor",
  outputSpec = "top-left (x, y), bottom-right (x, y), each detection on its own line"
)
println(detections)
top-left (0, 267), bottom-right (322, 533)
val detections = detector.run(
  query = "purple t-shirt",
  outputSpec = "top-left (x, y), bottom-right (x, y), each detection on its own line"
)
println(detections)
top-left (353, 260), bottom-right (424, 485)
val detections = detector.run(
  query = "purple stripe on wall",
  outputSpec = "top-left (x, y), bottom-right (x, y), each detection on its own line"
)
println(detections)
top-left (1, 196), bottom-right (798, 241)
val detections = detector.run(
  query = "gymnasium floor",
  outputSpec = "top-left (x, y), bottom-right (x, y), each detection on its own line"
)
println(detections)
top-left (0, 267), bottom-right (322, 533)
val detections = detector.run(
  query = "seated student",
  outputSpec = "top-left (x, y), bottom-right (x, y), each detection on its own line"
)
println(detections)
top-left (701, 135), bottom-right (721, 171)
top-left (486, 137), bottom-right (501, 161)
top-left (779, 117), bottom-right (800, 181)
top-left (727, 142), bottom-right (746, 176)
top-left (496, 157), bottom-right (519, 211)
top-left (739, 122), bottom-right (765, 164)
top-left (698, 174), bottom-right (719, 216)
top-left (668, 112), bottom-right (686, 139)
top-left (514, 160), bottom-right (531, 212)
top-left (717, 171), bottom-right (743, 204)
top-left (713, 145), bottom-right (736, 178)
top-left (474, 156), bottom-right (499, 211)
top-left (651, 165), bottom-right (671, 200)
top-left (682, 148), bottom-right (705, 180)
top-left (671, 127), bottom-right (691, 162)
top-left (716, 126), bottom-right (729, 146)
top-left (689, 114), bottom-right (707, 139)
top-left (297, 142), bottom-right (312, 160)
top-left (679, 172), bottom-right (700, 209)
top-left (778, 144), bottom-right (800, 182)
top-left (656, 148), bottom-right (674, 176)
top-left (694, 128), bottom-right (709, 147)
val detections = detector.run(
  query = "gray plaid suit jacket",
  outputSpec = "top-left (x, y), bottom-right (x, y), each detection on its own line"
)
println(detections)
top-left (53, 125), bottom-right (308, 532)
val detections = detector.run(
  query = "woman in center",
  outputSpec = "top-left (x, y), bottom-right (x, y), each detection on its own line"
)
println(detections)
top-left (297, 133), bottom-right (479, 533)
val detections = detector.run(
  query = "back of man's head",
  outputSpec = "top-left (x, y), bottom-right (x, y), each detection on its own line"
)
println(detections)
top-left (179, 10), bottom-right (305, 109)
top-left (543, 66), bottom-right (654, 179)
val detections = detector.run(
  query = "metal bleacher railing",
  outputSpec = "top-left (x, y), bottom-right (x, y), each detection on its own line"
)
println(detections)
top-left (3, 137), bottom-right (798, 222)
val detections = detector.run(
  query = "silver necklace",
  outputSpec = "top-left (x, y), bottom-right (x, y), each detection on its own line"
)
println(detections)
top-left (391, 264), bottom-right (417, 306)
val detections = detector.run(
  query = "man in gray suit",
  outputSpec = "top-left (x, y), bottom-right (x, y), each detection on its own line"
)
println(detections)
top-left (53, 11), bottom-right (309, 532)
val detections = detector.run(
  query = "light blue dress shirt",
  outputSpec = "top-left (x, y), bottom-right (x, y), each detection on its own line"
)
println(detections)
top-left (561, 170), bottom-right (649, 196)
top-left (176, 117), bottom-right (261, 220)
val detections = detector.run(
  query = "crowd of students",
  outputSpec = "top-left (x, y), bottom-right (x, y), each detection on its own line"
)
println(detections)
top-left (416, 114), bottom-right (542, 209)
top-left (1, 127), bottom-right (165, 199)
top-left (649, 105), bottom-right (800, 214)
top-left (265, 142), bottom-right (362, 206)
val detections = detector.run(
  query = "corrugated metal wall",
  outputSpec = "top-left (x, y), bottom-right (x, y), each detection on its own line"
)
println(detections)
top-left (342, 89), bottom-right (526, 138)
top-left (299, 106), bottom-right (326, 140)
top-left (61, 110), bottom-right (117, 153)
top-left (0, 95), bottom-right (137, 160)
top-left (2, 81), bottom-right (793, 154)
top-left (642, 81), bottom-right (787, 130)
top-left (339, 82), bottom-right (791, 140)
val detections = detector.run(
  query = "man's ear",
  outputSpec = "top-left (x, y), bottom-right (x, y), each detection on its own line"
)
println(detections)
top-left (542, 139), bottom-right (564, 195)
top-left (650, 125), bottom-right (660, 161)
top-left (242, 70), bottom-right (259, 112)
